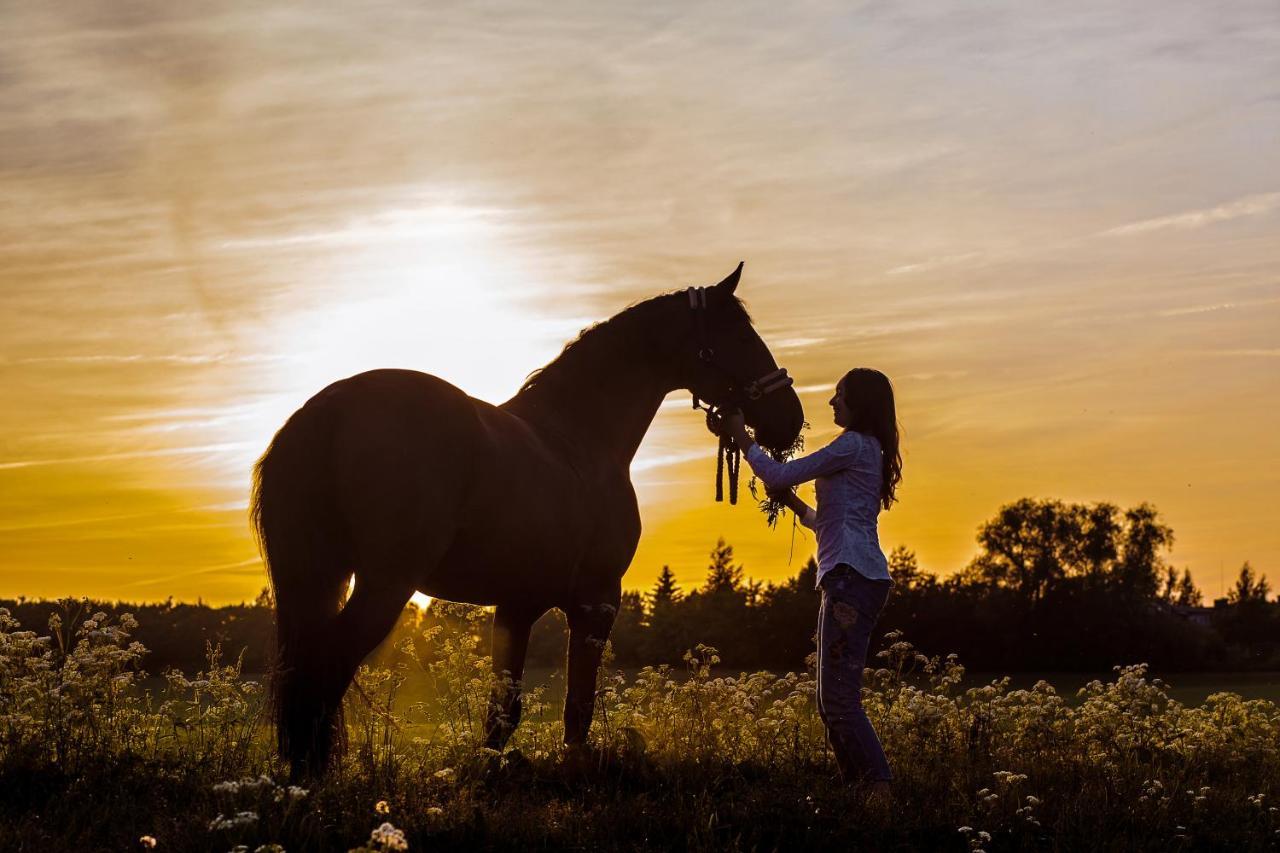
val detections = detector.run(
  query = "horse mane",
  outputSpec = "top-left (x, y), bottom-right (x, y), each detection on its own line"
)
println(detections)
top-left (516, 287), bottom-right (752, 396)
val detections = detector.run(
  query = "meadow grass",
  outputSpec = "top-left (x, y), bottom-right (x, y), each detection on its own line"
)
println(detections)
top-left (2, 601), bottom-right (1278, 852)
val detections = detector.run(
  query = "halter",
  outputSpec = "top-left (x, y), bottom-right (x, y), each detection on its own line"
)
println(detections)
top-left (686, 286), bottom-right (795, 503)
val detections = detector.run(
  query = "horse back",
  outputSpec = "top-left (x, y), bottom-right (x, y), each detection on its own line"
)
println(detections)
top-left (293, 369), bottom-right (483, 561)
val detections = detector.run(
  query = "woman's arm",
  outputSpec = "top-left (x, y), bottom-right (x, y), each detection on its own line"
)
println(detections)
top-left (768, 487), bottom-right (818, 529)
top-left (726, 414), bottom-right (861, 489)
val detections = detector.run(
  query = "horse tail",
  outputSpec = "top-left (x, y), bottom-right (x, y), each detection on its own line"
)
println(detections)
top-left (250, 402), bottom-right (350, 777)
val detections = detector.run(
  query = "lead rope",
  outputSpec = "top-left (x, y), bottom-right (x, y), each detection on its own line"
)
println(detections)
top-left (727, 435), bottom-right (740, 504)
top-left (712, 430), bottom-right (741, 505)
top-left (704, 405), bottom-right (742, 505)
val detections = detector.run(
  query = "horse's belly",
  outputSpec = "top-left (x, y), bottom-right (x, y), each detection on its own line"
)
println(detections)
top-left (417, 481), bottom-right (588, 606)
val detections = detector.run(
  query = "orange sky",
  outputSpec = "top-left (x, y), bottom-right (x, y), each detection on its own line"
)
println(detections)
top-left (2, 2), bottom-right (1278, 604)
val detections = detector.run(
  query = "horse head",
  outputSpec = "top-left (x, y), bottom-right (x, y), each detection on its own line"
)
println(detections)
top-left (679, 262), bottom-right (805, 453)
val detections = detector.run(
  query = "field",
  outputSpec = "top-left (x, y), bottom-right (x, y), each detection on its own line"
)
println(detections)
top-left (344, 667), bottom-right (1280, 719)
top-left (3, 602), bottom-right (1279, 852)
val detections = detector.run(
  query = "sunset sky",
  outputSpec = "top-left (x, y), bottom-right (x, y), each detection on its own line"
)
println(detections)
top-left (2, 0), bottom-right (1277, 605)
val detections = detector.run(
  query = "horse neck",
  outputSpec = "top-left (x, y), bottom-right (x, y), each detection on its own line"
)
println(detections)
top-left (503, 337), bottom-right (680, 469)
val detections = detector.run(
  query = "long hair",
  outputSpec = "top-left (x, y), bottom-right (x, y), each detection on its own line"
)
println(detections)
top-left (839, 368), bottom-right (902, 511)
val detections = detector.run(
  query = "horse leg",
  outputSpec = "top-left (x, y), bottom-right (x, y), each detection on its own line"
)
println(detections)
top-left (292, 576), bottom-right (413, 779)
top-left (563, 586), bottom-right (621, 746)
top-left (484, 604), bottom-right (543, 750)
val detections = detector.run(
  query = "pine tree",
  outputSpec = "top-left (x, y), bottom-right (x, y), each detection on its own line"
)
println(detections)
top-left (649, 565), bottom-right (681, 612)
top-left (646, 565), bottom-right (688, 664)
top-left (887, 545), bottom-right (934, 591)
top-left (704, 537), bottom-right (743, 593)
top-left (1175, 568), bottom-right (1202, 606)
top-left (1228, 561), bottom-right (1271, 604)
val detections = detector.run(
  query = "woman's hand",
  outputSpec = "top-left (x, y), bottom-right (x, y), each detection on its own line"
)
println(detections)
top-left (765, 485), bottom-right (793, 502)
top-left (765, 484), bottom-right (812, 520)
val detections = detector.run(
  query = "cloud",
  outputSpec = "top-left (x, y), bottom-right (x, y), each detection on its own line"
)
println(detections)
top-left (1100, 193), bottom-right (1280, 237)
top-left (901, 370), bottom-right (971, 381)
top-left (1207, 349), bottom-right (1280, 358)
top-left (885, 252), bottom-right (985, 276)
top-left (631, 450), bottom-right (711, 473)
top-left (1157, 296), bottom-right (1280, 318)
top-left (772, 337), bottom-right (827, 350)
top-left (1158, 302), bottom-right (1239, 317)
top-left (117, 556), bottom-right (262, 589)
top-left (216, 203), bottom-right (518, 251)
top-left (6, 354), bottom-right (291, 366)
top-left (0, 442), bottom-right (254, 471)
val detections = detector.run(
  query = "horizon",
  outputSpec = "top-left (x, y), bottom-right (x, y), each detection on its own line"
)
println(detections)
top-left (3, 0), bottom-right (1278, 605)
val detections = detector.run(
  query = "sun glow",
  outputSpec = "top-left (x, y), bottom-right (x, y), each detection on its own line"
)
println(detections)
top-left (203, 199), bottom-right (590, 486)
top-left (141, 197), bottom-right (592, 603)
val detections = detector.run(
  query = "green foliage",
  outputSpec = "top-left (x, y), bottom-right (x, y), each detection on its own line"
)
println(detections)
top-left (965, 498), bottom-right (1175, 603)
top-left (747, 424), bottom-right (806, 527)
top-left (3, 605), bottom-right (1280, 850)
top-left (1229, 562), bottom-right (1273, 605)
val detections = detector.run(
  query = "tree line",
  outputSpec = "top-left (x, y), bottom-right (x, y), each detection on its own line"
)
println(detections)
top-left (4, 498), bottom-right (1275, 675)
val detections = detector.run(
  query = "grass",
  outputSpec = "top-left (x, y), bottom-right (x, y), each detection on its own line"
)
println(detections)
top-left (2, 600), bottom-right (1279, 851)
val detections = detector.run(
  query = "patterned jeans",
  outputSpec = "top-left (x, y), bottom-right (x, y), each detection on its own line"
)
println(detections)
top-left (816, 563), bottom-right (894, 784)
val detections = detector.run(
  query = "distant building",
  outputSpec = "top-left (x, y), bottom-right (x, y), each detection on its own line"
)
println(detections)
top-left (1169, 603), bottom-right (1216, 627)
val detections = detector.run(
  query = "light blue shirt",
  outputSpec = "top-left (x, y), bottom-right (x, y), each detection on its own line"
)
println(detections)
top-left (744, 430), bottom-right (891, 588)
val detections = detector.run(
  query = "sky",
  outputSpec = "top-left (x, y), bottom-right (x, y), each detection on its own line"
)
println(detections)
top-left (1, 0), bottom-right (1278, 604)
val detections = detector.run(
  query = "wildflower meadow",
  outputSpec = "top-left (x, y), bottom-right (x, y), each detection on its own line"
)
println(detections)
top-left (2, 599), bottom-right (1278, 851)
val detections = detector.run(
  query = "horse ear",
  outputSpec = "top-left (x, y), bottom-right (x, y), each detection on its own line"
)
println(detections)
top-left (713, 261), bottom-right (744, 295)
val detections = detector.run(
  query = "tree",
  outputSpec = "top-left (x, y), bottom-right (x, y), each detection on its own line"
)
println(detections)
top-left (887, 545), bottom-right (936, 593)
top-left (967, 498), bottom-right (1085, 604)
top-left (1217, 562), bottom-right (1277, 658)
top-left (1072, 502), bottom-right (1123, 583)
top-left (1174, 569), bottom-right (1202, 606)
top-left (649, 565), bottom-right (682, 613)
top-left (966, 498), bottom-right (1174, 605)
top-left (1114, 503), bottom-right (1174, 601)
top-left (1227, 562), bottom-right (1271, 604)
top-left (1160, 567), bottom-right (1203, 607)
top-left (608, 591), bottom-right (648, 662)
top-left (704, 537), bottom-right (744, 594)
top-left (644, 565), bottom-right (692, 664)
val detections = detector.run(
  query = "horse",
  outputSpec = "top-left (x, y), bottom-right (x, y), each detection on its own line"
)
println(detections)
top-left (250, 262), bottom-right (804, 777)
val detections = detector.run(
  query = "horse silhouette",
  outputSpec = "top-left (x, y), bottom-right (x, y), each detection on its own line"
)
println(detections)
top-left (250, 263), bottom-right (804, 777)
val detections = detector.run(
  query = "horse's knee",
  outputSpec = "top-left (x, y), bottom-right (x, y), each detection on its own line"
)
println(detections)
top-left (571, 600), bottom-right (618, 642)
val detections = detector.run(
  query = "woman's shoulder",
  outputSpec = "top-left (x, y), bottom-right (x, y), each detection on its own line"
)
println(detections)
top-left (837, 429), bottom-right (879, 452)
top-left (834, 425), bottom-right (875, 445)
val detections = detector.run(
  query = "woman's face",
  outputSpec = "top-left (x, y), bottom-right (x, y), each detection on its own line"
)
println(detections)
top-left (829, 382), bottom-right (852, 428)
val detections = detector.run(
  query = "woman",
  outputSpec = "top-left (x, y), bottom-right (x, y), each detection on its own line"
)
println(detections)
top-left (723, 367), bottom-right (902, 806)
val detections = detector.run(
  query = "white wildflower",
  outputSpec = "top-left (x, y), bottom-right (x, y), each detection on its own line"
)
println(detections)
top-left (208, 811), bottom-right (258, 831)
top-left (368, 821), bottom-right (409, 851)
